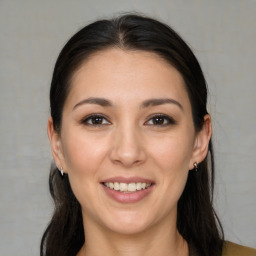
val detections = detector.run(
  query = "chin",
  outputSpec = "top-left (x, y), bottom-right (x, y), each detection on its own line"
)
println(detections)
top-left (100, 210), bottom-right (155, 235)
top-left (108, 222), bottom-right (150, 236)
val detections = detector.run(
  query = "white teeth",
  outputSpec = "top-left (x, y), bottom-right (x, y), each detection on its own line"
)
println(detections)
top-left (104, 182), bottom-right (151, 192)
top-left (114, 182), bottom-right (119, 190)
top-left (119, 183), bottom-right (127, 192)
top-left (128, 183), bottom-right (136, 192)
top-left (136, 183), bottom-right (142, 190)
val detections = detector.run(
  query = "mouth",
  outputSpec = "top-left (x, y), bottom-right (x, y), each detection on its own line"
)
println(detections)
top-left (101, 177), bottom-right (155, 203)
top-left (102, 182), bottom-right (152, 193)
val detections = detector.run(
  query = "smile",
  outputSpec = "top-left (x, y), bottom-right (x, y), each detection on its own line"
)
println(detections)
top-left (103, 182), bottom-right (152, 192)
top-left (101, 177), bottom-right (155, 203)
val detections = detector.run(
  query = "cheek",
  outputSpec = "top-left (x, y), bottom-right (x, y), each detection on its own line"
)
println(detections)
top-left (149, 133), bottom-right (194, 173)
top-left (61, 130), bottom-right (109, 174)
top-left (60, 131), bottom-right (109, 210)
top-left (143, 133), bottom-right (194, 222)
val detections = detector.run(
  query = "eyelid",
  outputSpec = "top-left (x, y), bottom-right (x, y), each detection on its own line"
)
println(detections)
top-left (81, 113), bottom-right (111, 126)
top-left (144, 113), bottom-right (176, 126)
top-left (80, 113), bottom-right (175, 127)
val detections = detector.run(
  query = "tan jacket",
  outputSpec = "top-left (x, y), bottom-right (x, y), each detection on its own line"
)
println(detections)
top-left (190, 241), bottom-right (256, 256)
top-left (223, 241), bottom-right (256, 256)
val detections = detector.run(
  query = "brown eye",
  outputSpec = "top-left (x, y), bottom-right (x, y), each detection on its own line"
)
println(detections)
top-left (82, 114), bottom-right (111, 126)
top-left (152, 116), bottom-right (166, 125)
top-left (145, 114), bottom-right (175, 126)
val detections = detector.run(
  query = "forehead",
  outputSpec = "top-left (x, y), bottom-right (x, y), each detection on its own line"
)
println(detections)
top-left (66, 48), bottom-right (191, 109)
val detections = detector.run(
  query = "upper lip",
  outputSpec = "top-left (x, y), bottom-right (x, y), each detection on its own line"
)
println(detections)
top-left (101, 176), bottom-right (154, 184)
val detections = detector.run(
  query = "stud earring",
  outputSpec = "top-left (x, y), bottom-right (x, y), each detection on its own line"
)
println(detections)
top-left (193, 162), bottom-right (198, 172)
top-left (60, 167), bottom-right (64, 176)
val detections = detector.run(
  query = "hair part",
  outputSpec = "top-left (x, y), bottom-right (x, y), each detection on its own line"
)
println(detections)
top-left (41, 13), bottom-right (223, 256)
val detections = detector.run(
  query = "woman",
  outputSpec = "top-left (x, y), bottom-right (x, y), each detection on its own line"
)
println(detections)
top-left (41, 14), bottom-right (256, 256)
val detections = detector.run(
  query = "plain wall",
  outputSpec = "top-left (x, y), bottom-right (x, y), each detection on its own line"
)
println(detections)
top-left (0, 0), bottom-right (255, 255)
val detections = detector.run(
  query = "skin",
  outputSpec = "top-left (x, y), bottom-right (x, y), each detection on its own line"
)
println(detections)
top-left (48, 48), bottom-right (212, 256)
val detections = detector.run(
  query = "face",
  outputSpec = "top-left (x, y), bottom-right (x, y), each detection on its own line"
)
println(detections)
top-left (49, 48), bottom-right (211, 236)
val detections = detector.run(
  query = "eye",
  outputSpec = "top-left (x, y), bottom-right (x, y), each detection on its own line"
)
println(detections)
top-left (81, 114), bottom-right (111, 126)
top-left (145, 114), bottom-right (176, 126)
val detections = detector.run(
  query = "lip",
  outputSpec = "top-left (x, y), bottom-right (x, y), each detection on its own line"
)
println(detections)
top-left (100, 176), bottom-right (155, 204)
top-left (101, 176), bottom-right (154, 184)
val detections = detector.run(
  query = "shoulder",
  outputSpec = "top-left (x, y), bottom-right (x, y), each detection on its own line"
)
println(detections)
top-left (222, 241), bottom-right (256, 256)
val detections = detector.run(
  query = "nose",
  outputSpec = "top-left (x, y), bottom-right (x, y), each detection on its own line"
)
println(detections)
top-left (109, 123), bottom-right (146, 168)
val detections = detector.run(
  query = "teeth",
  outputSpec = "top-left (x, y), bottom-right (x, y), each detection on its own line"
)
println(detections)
top-left (128, 183), bottom-right (136, 192)
top-left (114, 182), bottom-right (119, 191)
top-left (136, 183), bottom-right (142, 190)
top-left (120, 183), bottom-right (127, 192)
top-left (104, 182), bottom-right (151, 192)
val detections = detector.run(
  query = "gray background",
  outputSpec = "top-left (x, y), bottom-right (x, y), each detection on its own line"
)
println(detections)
top-left (0, 0), bottom-right (255, 255)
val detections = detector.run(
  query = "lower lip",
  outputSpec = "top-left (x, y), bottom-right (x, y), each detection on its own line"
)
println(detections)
top-left (101, 184), bottom-right (154, 203)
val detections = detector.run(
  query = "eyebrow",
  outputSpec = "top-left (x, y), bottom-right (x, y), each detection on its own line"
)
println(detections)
top-left (141, 98), bottom-right (183, 111)
top-left (73, 97), bottom-right (113, 110)
top-left (73, 97), bottom-right (183, 111)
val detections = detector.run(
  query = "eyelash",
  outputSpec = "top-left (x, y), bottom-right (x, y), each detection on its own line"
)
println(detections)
top-left (81, 114), bottom-right (111, 126)
top-left (81, 114), bottom-right (176, 127)
top-left (144, 114), bottom-right (176, 126)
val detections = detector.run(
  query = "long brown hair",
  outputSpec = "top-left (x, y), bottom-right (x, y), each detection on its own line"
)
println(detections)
top-left (41, 14), bottom-right (224, 256)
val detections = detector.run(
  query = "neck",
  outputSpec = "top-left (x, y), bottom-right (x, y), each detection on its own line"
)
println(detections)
top-left (77, 214), bottom-right (189, 256)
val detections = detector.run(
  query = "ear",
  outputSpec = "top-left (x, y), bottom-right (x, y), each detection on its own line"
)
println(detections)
top-left (189, 114), bottom-right (212, 170)
top-left (47, 117), bottom-right (65, 172)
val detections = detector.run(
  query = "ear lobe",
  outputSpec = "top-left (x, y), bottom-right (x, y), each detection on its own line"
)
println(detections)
top-left (190, 114), bottom-right (212, 169)
top-left (47, 117), bottom-right (65, 170)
